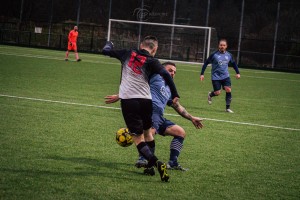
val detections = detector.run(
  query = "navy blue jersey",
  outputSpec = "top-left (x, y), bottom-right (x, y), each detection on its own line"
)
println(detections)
top-left (102, 42), bottom-right (179, 99)
top-left (201, 50), bottom-right (240, 80)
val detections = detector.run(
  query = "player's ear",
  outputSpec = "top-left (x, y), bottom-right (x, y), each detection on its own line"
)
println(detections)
top-left (151, 47), bottom-right (157, 56)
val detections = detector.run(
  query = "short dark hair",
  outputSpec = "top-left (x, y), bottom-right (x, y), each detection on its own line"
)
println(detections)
top-left (143, 35), bottom-right (158, 41)
top-left (219, 38), bottom-right (228, 44)
top-left (162, 61), bottom-right (176, 68)
top-left (142, 35), bottom-right (158, 50)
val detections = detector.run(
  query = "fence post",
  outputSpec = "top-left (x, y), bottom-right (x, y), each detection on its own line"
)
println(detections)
top-left (203, 0), bottom-right (210, 61)
top-left (108, 0), bottom-right (112, 20)
top-left (77, 0), bottom-right (81, 26)
top-left (48, 0), bottom-right (54, 47)
top-left (138, 0), bottom-right (144, 49)
top-left (29, 32), bottom-right (31, 46)
top-left (19, 0), bottom-right (24, 31)
top-left (237, 0), bottom-right (245, 65)
top-left (169, 0), bottom-right (177, 59)
top-left (272, 2), bottom-right (280, 68)
top-left (90, 25), bottom-right (95, 51)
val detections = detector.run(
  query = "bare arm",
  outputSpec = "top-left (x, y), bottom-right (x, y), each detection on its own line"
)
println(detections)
top-left (171, 101), bottom-right (203, 129)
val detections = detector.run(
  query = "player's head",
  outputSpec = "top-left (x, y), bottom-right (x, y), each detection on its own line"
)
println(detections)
top-left (218, 39), bottom-right (227, 53)
top-left (74, 26), bottom-right (78, 31)
top-left (162, 62), bottom-right (176, 79)
top-left (140, 35), bottom-right (158, 56)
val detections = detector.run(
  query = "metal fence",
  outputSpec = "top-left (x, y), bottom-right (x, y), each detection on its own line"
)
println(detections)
top-left (0, 0), bottom-right (299, 72)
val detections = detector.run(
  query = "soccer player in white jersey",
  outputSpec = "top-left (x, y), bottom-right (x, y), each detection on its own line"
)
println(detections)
top-left (105, 62), bottom-right (204, 173)
top-left (200, 39), bottom-right (241, 113)
top-left (102, 36), bottom-right (180, 182)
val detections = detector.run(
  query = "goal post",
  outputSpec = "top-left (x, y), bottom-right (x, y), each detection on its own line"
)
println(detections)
top-left (107, 19), bottom-right (218, 64)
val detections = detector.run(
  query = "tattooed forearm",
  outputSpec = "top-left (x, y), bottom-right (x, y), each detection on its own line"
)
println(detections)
top-left (172, 102), bottom-right (192, 121)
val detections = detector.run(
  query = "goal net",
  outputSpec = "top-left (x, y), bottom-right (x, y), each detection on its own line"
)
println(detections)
top-left (107, 19), bottom-right (218, 64)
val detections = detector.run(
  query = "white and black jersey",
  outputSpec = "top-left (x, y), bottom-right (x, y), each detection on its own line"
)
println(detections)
top-left (102, 42), bottom-right (179, 100)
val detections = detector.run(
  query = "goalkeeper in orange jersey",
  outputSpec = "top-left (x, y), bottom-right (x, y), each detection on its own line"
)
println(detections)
top-left (65, 26), bottom-right (81, 62)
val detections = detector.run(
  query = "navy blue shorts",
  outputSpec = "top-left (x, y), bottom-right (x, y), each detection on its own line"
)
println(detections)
top-left (152, 113), bottom-right (175, 136)
top-left (212, 77), bottom-right (231, 91)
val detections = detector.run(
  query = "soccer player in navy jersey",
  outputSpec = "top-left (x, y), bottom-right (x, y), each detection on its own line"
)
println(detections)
top-left (200, 39), bottom-right (241, 113)
top-left (105, 62), bottom-right (204, 173)
top-left (102, 36), bottom-right (180, 182)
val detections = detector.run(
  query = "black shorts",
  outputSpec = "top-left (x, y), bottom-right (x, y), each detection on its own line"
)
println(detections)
top-left (212, 77), bottom-right (231, 91)
top-left (120, 98), bottom-right (152, 135)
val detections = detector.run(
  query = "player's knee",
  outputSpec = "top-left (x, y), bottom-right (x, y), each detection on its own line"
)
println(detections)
top-left (225, 87), bottom-right (231, 92)
top-left (214, 90), bottom-right (221, 95)
top-left (177, 128), bottom-right (186, 138)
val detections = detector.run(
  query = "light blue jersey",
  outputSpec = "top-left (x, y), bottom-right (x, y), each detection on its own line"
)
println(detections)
top-left (150, 74), bottom-right (176, 135)
top-left (150, 74), bottom-right (172, 116)
top-left (201, 50), bottom-right (240, 80)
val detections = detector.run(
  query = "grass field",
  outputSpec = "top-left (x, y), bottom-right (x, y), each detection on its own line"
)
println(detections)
top-left (0, 45), bottom-right (299, 199)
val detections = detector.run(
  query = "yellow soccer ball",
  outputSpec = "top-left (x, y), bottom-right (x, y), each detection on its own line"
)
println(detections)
top-left (115, 128), bottom-right (133, 147)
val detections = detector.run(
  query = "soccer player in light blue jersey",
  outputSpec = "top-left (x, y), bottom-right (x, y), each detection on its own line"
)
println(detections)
top-left (200, 39), bottom-right (241, 113)
top-left (105, 62), bottom-right (203, 172)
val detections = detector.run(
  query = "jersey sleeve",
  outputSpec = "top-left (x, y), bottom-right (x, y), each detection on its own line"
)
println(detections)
top-left (229, 54), bottom-right (240, 74)
top-left (102, 41), bottom-right (128, 61)
top-left (200, 53), bottom-right (214, 75)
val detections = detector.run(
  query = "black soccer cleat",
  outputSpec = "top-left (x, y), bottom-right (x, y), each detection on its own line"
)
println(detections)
top-left (65, 58), bottom-right (68, 61)
top-left (143, 167), bottom-right (155, 176)
top-left (135, 156), bottom-right (148, 168)
top-left (77, 59), bottom-right (81, 62)
top-left (156, 161), bottom-right (169, 182)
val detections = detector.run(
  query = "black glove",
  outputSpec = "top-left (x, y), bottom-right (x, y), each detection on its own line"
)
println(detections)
top-left (69, 42), bottom-right (72, 46)
top-left (105, 41), bottom-right (114, 48)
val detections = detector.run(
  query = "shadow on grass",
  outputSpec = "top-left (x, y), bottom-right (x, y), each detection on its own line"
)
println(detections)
top-left (46, 155), bottom-right (149, 180)
top-left (48, 155), bottom-right (133, 169)
top-left (0, 156), bottom-right (151, 182)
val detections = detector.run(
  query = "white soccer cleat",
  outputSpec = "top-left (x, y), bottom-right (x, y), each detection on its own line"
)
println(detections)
top-left (208, 92), bottom-right (212, 105)
top-left (226, 109), bottom-right (234, 113)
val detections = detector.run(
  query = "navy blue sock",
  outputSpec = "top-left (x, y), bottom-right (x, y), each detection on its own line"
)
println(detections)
top-left (146, 140), bottom-right (155, 154)
top-left (138, 141), bottom-right (155, 158)
top-left (169, 136), bottom-right (184, 163)
top-left (226, 92), bottom-right (232, 109)
top-left (137, 142), bottom-right (158, 167)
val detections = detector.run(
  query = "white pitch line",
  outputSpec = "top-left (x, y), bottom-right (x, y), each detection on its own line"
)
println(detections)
top-left (1, 50), bottom-right (300, 82)
top-left (0, 94), bottom-right (299, 132)
top-left (0, 94), bottom-right (120, 110)
top-left (0, 51), bottom-right (119, 65)
top-left (178, 68), bottom-right (300, 82)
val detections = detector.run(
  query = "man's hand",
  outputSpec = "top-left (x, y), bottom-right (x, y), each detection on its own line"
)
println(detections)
top-left (105, 94), bottom-right (119, 104)
top-left (200, 75), bottom-right (205, 81)
top-left (191, 116), bottom-right (204, 129)
top-left (172, 97), bottom-right (179, 105)
top-left (236, 74), bottom-right (241, 79)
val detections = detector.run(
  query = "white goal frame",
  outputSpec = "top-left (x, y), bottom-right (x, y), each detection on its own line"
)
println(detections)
top-left (107, 19), bottom-right (213, 64)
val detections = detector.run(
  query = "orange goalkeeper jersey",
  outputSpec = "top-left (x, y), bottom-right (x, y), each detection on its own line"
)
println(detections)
top-left (68, 30), bottom-right (78, 43)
